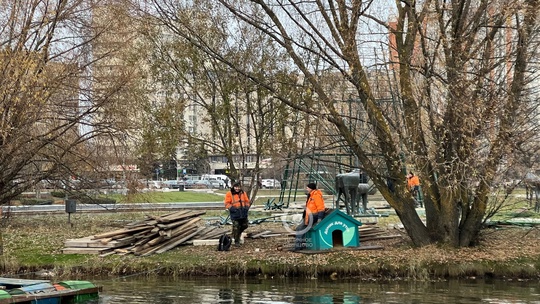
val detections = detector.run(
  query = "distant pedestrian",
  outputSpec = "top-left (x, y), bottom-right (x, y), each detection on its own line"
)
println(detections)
top-left (224, 182), bottom-right (251, 246)
top-left (407, 172), bottom-right (420, 202)
top-left (386, 177), bottom-right (395, 193)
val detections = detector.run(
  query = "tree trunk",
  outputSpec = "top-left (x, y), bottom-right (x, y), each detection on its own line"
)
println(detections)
top-left (393, 197), bottom-right (431, 247)
top-left (433, 191), bottom-right (460, 246)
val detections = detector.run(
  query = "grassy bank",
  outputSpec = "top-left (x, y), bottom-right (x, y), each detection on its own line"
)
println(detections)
top-left (106, 188), bottom-right (292, 206)
top-left (1, 211), bottom-right (539, 281)
top-left (109, 190), bottom-right (225, 203)
top-left (23, 188), bottom-right (287, 206)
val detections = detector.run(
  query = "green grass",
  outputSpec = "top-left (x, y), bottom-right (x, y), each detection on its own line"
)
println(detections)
top-left (106, 191), bottom-right (224, 204)
top-left (1, 202), bottom-right (539, 280)
top-left (486, 190), bottom-right (540, 222)
top-left (103, 189), bottom-right (291, 207)
top-left (59, 185), bottom-right (536, 224)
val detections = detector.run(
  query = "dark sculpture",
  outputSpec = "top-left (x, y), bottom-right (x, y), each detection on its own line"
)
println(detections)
top-left (335, 169), bottom-right (372, 215)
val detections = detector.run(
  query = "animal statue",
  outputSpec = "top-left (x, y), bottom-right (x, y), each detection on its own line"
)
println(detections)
top-left (523, 172), bottom-right (540, 213)
top-left (335, 169), bottom-right (371, 215)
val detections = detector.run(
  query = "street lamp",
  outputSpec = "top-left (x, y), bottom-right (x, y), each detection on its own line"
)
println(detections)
top-left (175, 160), bottom-right (179, 180)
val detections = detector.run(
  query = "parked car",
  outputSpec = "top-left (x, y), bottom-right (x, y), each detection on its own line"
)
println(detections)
top-left (261, 179), bottom-right (281, 189)
top-left (162, 180), bottom-right (181, 189)
top-left (208, 179), bottom-right (226, 189)
top-left (193, 180), bottom-right (211, 189)
top-left (183, 179), bottom-right (196, 189)
top-left (148, 181), bottom-right (162, 189)
top-left (201, 174), bottom-right (230, 188)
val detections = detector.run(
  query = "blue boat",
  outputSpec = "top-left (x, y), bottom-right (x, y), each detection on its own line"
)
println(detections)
top-left (0, 278), bottom-right (101, 304)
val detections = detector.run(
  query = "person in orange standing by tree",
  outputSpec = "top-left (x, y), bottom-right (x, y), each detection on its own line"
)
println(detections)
top-left (407, 172), bottom-right (421, 203)
top-left (224, 182), bottom-right (251, 246)
top-left (292, 183), bottom-right (326, 251)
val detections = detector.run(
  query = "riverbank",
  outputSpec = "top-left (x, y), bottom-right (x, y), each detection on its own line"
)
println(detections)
top-left (1, 211), bottom-right (539, 281)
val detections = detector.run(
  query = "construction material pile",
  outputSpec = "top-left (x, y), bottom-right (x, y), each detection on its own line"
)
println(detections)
top-left (358, 225), bottom-right (402, 242)
top-left (62, 210), bottom-right (402, 256)
top-left (62, 210), bottom-right (228, 256)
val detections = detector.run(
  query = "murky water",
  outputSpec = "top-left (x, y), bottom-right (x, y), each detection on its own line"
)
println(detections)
top-left (93, 276), bottom-right (540, 303)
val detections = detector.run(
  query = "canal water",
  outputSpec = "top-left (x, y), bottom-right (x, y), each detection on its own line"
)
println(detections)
top-left (94, 276), bottom-right (540, 303)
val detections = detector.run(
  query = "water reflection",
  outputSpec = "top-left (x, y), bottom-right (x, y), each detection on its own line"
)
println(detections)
top-left (214, 287), bottom-right (360, 304)
top-left (94, 276), bottom-right (540, 303)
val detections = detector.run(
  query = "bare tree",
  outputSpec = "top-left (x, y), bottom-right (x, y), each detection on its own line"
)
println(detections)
top-left (137, 0), bottom-right (299, 196)
top-left (141, 0), bottom-right (539, 247)
top-left (0, 0), bottom-right (141, 206)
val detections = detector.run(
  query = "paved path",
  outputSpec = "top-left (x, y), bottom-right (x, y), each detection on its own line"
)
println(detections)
top-left (2, 201), bottom-right (225, 214)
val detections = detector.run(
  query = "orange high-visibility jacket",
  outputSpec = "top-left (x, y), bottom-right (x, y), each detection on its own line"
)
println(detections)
top-left (224, 190), bottom-right (251, 220)
top-left (304, 189), bottom-right (325, 224)
top-left (407, 175), bottom-right (420, 189)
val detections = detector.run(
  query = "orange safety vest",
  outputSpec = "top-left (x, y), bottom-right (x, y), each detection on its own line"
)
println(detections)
top-left (407, 175), bottom-right (420, 189)
top-left (224, 190), bottom-right (251, 220)
top-left (304, 189), bottom-right (325, 224)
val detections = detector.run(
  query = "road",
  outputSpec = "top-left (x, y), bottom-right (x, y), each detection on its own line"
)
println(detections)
top-left (2, 201), bottom-right (225, 214)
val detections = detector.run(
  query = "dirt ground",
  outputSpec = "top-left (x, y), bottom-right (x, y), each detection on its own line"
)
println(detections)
top-left (5, 207), bottom-right (538, 279)
top-left (174, 220), bottom-right (540, 280)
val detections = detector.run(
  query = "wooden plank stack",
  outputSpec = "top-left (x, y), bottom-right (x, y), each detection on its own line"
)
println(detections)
top-left (359, 225), bottom-right (401, 242)
top-left (247, 229), bottom-right (291, 239)
top-left (62, 210), bottom-right (228, 256)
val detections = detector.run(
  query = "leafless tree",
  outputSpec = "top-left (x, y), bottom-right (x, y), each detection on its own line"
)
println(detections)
top-left (141, 0), bottom-right (539, 247)
top-left (0, 0), bottom-right (141, 206)
top-left (136, 1), bottom-right (302, 197)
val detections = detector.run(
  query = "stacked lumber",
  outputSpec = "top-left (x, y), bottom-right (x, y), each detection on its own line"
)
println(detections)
top-left (62, 210), bottom-right (228, 256)
top-left (359, 226), bottom-right (401, 242)
top-left (246, 226), bottom-right (401, 245)
top-left (247, 228), bottom-right (291, 239)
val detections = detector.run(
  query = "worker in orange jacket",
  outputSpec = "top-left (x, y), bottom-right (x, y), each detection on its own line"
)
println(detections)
top-left (407, 172), bottom-right (421, 201)
top-left (224, 182), bottom-right (251, 246)
top-left (293, 183), bottom-right (326, 251)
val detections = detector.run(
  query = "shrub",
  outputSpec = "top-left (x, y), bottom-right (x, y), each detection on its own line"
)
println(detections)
top-left (79, 197), bottom-right (116, 205)
top-left (21, 199), bottom-right (54, 205)
top-left (67, 192), bottom-right (86, 200)
top-left (50, 191), bottom-right (66, 198)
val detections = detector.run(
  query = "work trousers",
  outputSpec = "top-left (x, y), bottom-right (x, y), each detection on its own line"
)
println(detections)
top-left (294, 222), bottom-right (308, 250)
top-left (232, 218), bottom-right (249, 244)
